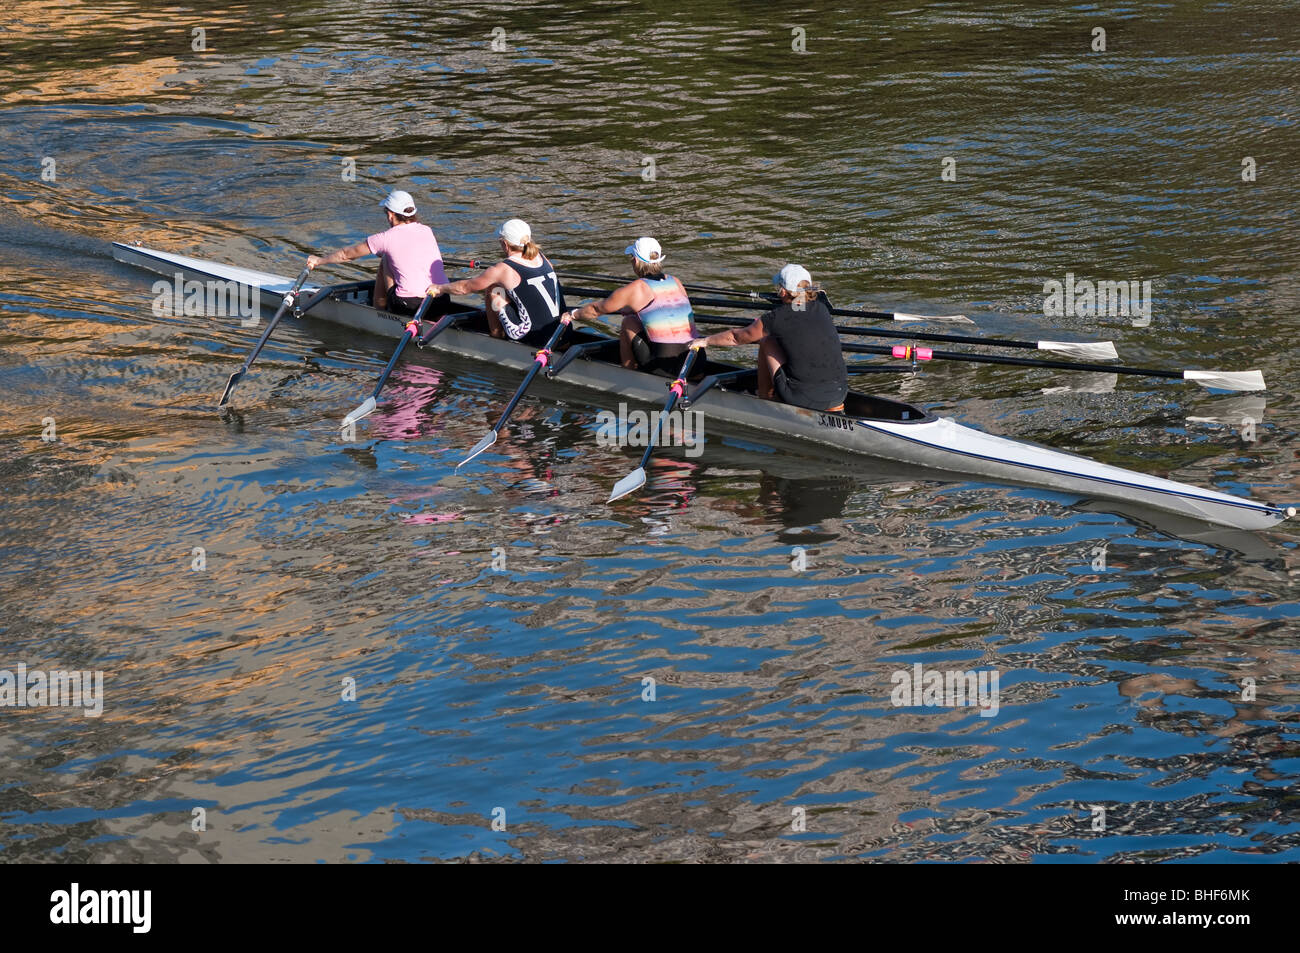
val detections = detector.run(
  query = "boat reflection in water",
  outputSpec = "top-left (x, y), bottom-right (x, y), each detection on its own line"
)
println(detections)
top-left (338, 348), bottom-right (1291, 559)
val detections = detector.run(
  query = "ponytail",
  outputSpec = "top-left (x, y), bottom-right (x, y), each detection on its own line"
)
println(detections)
top-left (786, 281), bottom-right (821, 308)
top-left (506, 240), bottom-right (543, 260)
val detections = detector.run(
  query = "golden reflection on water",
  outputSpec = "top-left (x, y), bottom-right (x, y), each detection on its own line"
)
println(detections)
top-left (3, 0), bottom-right (1300, 863)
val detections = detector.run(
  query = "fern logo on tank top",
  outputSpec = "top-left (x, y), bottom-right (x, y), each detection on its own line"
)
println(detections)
top-left (503, 287), bottom-right (533, 339)
top-left (502, 271), bottom-right (560, 340)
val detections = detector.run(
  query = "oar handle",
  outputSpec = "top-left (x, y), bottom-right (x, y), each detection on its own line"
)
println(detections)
top-left (283, 268), bottom-right (311, 301)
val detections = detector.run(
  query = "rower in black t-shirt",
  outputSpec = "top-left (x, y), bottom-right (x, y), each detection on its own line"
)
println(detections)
top-left (689, 264), bottom-right (848, 412)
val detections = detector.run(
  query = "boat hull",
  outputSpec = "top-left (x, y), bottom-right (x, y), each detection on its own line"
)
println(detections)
top-left (110, 241), bottom-right (1294, 531)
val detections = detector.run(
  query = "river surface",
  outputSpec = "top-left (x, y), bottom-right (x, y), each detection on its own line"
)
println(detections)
top-left (1, 1), bottom-right (1298, 862)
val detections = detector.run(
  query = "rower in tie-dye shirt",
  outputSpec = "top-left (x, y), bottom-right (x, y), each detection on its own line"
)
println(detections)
top-left (635, 275), bottom-right (697, 344)
top-left (563, 237), bottom-right (702, 376)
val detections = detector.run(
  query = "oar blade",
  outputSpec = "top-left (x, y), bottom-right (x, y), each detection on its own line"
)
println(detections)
top-left (1184, 369), bottom-right (1266, 392)
top-left (217, 370), bottom-right (243, 407)
top-left (608, 467), bottom-right (647, 503)
top-left (342, 397), bottom-right (377, 428)
top-left (892, 312), bottom-right (974, 325)
top-left (457, 430), bottom-right (498, 469)
top-left (1038, 340), bottom-right (1119, 361)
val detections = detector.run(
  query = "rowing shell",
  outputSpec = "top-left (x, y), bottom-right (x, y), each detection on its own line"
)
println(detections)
top-left (111, 241), bottom-right (1295, 531)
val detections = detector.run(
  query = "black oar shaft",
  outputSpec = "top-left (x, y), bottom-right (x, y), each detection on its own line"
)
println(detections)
top-left (444, 257), bottom-right (771, 304)
top-left (493, 318), bottom-right (572, 430)
top-left (638, 348), bottom-right (699, 468)
top-left (838, 341), bottom-right (1178, 379)
top-left (371, 295), bottom-right (437, 397)
top-left (692, 311), bottom-right (1061, 352)
top-left (240, 269), bottom-right (309, 367)
top-left (450, 260), bottom-right (964, 327)
top-left (218, 268), bottom-right (310, 406)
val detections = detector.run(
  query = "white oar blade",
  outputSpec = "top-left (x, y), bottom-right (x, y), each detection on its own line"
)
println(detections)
top-left (457, 430), bottom-right (498, 469)
top-left (1038, 340), bottom-right (1118, 361)
top-left (893, 312), bottom-right (975, 325)
top-left (342, 397), bottom-right (377, 427)
top-left (1184, 369), bottom-right (1266, 392)
top-left (608, 467), bottom-right (646, 503)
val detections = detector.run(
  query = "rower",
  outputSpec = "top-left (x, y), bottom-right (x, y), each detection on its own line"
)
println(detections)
top-left (566, 237), bottom-right (701, 374)
top-left (689, 264), bottom-right (847, 412)
top-left (426, 218), bottom-right (565, 347)
top-left (306, 189), bottom-right (451, 319)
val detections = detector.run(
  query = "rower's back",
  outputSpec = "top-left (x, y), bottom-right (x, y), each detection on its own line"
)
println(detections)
top-left (762, 293), bottom-right (848, 412)
top-left (500, 251), bottom-right (565, 348)
top-left (637, 275), bottom-right (696, 345)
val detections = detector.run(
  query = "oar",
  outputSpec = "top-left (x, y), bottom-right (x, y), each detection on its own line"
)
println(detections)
top-left (457, 315), bottom-right (574, 468)
top-left (691, 312), bottom-right (1117, 361)
top-left (445, 260), bottom-right (971, 326)
top-left (608, 348), bottom-right (701, 503)
top-left (341, 295), bottom-right (444, 427)
top-left (839, 342), bottom-right (1266, 392)
top-left (218, 268), bottom-right (310, 407)
top-left (654, 292), bottom-right (971, 325)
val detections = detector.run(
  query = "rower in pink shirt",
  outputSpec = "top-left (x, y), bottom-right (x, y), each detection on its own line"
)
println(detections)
top-left (307, 189), bottom-right (450, 318)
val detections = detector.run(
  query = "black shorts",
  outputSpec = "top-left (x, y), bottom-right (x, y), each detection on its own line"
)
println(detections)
top-left (773, 367), bottom-right (842, 411)
top-left (389, 293), bottom-right (451, 319)
top-left (631, 335), bottom-right (701, 377)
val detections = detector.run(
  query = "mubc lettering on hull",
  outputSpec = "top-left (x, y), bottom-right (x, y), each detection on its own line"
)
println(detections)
top-left (817, 413), bottom-right (854, 431)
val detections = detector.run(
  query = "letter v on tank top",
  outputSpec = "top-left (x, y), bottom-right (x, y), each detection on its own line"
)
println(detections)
top-left (500, 256), bottom-right (565, 344)
top-left (637, 276), bottom-right (696, 344)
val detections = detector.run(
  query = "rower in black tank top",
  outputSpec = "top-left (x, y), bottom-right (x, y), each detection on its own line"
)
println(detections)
top-left (499, 257), bottom-right (566, 349)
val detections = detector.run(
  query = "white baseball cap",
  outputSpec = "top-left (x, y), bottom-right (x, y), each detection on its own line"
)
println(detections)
top-left (625, 237), bottom-right (665, 264)
top-left (773, 263), bottom-right (812, 293)
top-left (380, 190), bottom-right (417, 216)
top-left (499, 218), bottom-right (532, 246)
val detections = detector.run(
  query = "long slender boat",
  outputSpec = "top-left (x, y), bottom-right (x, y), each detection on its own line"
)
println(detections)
top-left (111, 241), bottom-right (1295, 531)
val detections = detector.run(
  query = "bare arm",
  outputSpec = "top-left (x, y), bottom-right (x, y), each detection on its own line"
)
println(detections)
top-left (430, 262), bottom-right (513, 298)
top-left (691, 317), bottom-right (766, 349)
top-left (306, 240), bottom-right (371, 270)
top-left (568, 281), bottom-right (648, 322)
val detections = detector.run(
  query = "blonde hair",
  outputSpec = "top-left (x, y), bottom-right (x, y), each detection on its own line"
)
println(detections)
top-left (505, 239), bottom-right (542, 259)
top-left (785, 281), bottom-right (821, 306)
top-left (632, 257), bottom-right (665, 279)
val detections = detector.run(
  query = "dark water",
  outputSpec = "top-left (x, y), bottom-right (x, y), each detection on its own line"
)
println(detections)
top-left (1, 1), bottom-right (1298, 862)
